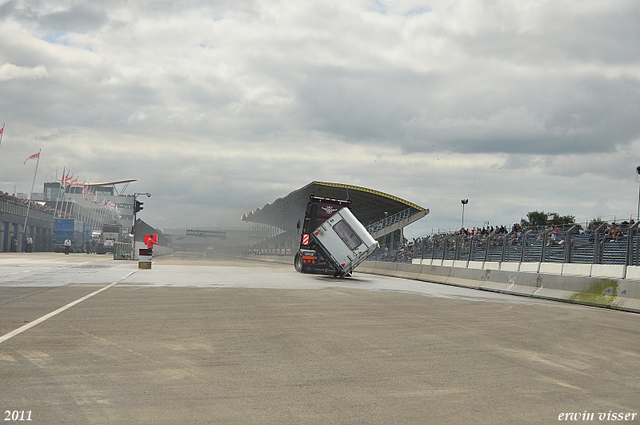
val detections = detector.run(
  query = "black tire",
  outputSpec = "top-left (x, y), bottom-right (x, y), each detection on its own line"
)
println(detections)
top-left (294, 252), bottom-right (303, 272)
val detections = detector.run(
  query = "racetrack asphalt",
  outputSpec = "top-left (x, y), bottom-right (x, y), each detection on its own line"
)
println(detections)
top-left (1, 253), bottom-right (639, 424)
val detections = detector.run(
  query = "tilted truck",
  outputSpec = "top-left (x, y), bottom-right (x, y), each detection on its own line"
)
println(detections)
top-left (294, 195), bottom-right (379, 277)
top-left (53, 219), bottom-right (91, 253)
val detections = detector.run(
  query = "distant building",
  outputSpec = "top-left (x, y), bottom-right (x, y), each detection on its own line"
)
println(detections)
top-left (33, 179), bottom-right (137, 235)
top-left (163, 224), bottom-right (279, 253)
top-left (0, 190), bottom-right (54, 252)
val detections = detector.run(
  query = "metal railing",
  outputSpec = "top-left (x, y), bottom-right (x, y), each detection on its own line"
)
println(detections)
top-left (113, 242), bottom-right (133, 260)
top-left (0, 199), bottom-right (55, 223)
top-left (367, 207), bottom-right (420, 233)
top-left (371, 222), bottom-right (640, 266)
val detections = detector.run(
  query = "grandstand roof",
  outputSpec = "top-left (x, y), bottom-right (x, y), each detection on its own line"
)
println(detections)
top-left (85, 179), bottom-right (137, 187)
top-left (242, 181), bottom-right (427, 233)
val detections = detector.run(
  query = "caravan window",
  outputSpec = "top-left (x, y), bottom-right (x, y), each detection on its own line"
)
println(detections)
top-left (333, 220), bottom-right (362, 251)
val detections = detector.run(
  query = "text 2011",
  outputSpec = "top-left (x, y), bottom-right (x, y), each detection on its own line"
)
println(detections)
top-left (4, 411), bottom-right (32, 421)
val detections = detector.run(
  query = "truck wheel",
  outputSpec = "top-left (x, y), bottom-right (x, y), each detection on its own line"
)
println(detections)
top-left (294, 252), bottom-right (303, 272)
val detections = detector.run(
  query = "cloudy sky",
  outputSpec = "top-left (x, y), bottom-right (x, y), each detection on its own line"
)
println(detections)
top-left (1, 0), bottom-right (639, 237)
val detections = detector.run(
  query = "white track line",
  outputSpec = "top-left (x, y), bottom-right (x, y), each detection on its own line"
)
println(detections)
top-left (0, 269), bottom-right (138, 345)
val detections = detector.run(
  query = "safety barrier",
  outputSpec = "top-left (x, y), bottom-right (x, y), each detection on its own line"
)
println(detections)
top-left (113, 242), bottom-right (133, 260)
top-left (357, 259), bottom-right (640, 313)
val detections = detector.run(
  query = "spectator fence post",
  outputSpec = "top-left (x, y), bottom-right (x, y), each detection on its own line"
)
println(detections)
top-left (501, 233), bottom-right (508, 263)
top-left (432, 236), bottom-right (437, 261)
top-left (540, 229), bottom-right (551, 263)
top-left (565, 225), bottom-right (579, 263)
top-left (593, 223), bottom-right (607, 264)
top-left (469, 234), bottom-right (477, 262)
top-left (626, 222), bottom-right (640, 267)
top-left (483, 235), bottom-right (490, 263)
top-left (521, 230), bottom-right (532, 263)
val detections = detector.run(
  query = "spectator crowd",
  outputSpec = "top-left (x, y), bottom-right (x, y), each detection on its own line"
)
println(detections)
top-left (379, 219), bottom-right (638, 263)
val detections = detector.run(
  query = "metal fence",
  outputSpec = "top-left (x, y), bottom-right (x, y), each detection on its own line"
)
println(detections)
top-left (372, 222), bottom-right (640, 266)
top-left (113, 242), bottom-right (133, 260)
top-left (0, 199), bottom-right (55, 223)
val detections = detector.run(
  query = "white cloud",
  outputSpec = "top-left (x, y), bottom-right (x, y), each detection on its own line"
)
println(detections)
top-left (0, 0), bottom-right (639, 235)
top-left (0, 64), bottom-right (48, 81)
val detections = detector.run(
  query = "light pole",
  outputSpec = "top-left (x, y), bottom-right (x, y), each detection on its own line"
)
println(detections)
top-left (132, 192), bottom-right (151, 257)
top-left (636, 167), bottom-right (640, 222)
top-left (461, 199), bottom-right (469, 230)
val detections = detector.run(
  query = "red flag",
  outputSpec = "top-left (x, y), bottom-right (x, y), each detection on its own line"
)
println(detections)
top-left (23, 152), bottom-right (40, 164)
top-left (0, 128), bottom-right (3, 135)
top-left (144, 234), bottom-right (158, 246)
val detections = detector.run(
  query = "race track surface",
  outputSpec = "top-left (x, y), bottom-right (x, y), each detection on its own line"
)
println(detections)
top-left (1, 253), bottom-right (639, 424)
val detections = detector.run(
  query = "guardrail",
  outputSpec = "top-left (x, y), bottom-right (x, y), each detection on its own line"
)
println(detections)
top-left (113, 242), bottom-right (133, 260)
top-left (367, 207), bottom-right (419, 233)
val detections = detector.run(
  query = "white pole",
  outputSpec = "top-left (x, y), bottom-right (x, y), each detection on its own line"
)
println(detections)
top-left (54, 166), bottom-right (64, 217)
top-left (0, 124), bottom-right (5, 167)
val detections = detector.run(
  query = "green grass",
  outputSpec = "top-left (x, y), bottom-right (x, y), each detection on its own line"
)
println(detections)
top-left (570, 279), bottom-right (618, 306)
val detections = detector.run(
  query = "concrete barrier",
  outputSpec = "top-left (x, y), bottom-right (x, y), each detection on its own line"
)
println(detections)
top-left (615, 279), bottom-right (640, 311)
top-left (356, 262), bottom-right (376, 274)
top-left (444, 267), bottom-right (485, 289)
top-left (500, 262), bottom-right (520, 272)
top-left (533, 273), bottom-right (597, 301)
top-left (562, 263), bottom-right (592, 277)
top-left (468, 261), bottom-right (484, 270)
top-left (453, 260), bottom-right (468, 269)
top-left (396, 263), bottom-right (422, 280)
top-left (478, 268), bottom-right (514, 293)
top-left (625, 266), bottom-right (640, 280)
top-left (417, 264), bottom-right (451, 281)
top-left (519, 262), bottom-right (540, 273)
top-left (539, 262), bottom-right (563, 275)
top-left (371, 261), bottom-right (399, 277)
top-left (501, 271), bottom-right (540, 297)
top-left (484, 262), bottom-right (500, 271)
top-left (591, 264), bottom-right (625, 279)
top-left (356, 261), bottom-right (640, 314)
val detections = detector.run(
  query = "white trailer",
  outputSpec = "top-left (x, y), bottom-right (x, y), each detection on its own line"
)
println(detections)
top-left (310, 207), bottom-right (379, 276)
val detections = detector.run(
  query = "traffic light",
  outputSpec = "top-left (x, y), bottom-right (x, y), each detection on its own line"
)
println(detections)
top-left (134, 200), bottom-right (144, 213)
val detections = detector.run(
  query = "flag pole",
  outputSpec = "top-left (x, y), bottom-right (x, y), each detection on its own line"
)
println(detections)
top-left (54, 166), bottom-right (64, 218)
top-left (22, 149), bottom-right (41, 251)
top-left (0, 124), bottom-right (5, 164)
